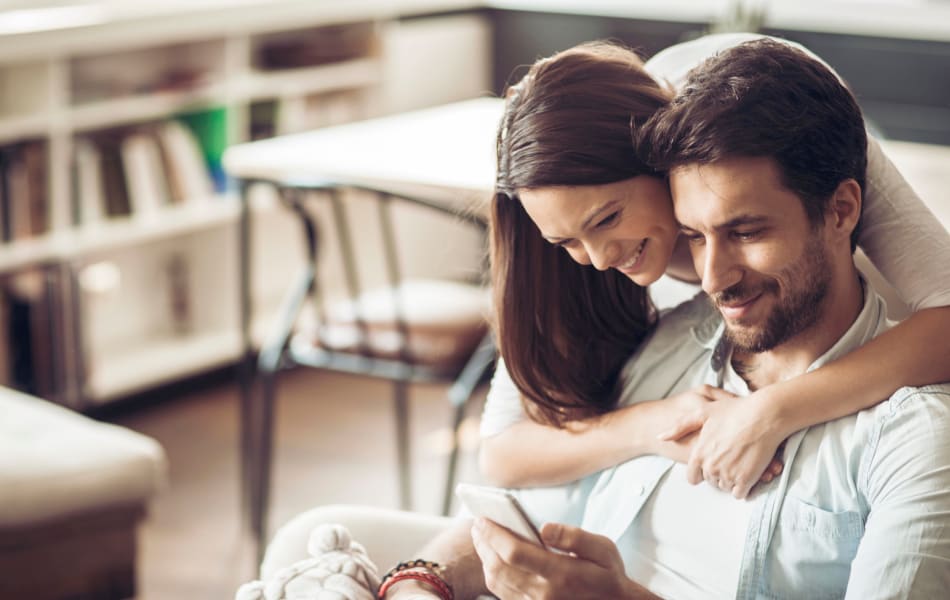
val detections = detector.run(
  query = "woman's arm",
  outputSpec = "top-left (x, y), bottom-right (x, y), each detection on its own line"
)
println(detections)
top-left (480, 398), bottom-right (690, 488)
top-left (683, 305), bottom-right (950, 498)
top-left (478, 357), bottom-right (724, 487)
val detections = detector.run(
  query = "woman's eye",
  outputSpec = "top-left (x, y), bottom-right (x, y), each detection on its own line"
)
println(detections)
top-left (597, 212), bottom-right (619, 228)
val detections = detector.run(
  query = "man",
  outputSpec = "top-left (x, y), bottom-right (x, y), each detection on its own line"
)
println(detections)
top-left (382, 39), bottom-right (950, 599)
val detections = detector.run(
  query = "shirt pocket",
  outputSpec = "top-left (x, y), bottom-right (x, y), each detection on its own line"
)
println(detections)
top-left (761, 496), bottom-right (866, 600)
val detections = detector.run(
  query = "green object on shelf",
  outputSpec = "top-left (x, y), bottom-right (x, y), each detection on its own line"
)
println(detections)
top-left (176, 107), bottom-right (229, 192)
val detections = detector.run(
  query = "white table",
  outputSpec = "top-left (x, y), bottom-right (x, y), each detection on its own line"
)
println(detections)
top-left (224, 97), bottom-right (502, 208)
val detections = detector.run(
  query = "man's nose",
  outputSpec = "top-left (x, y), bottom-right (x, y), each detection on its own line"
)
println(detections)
top-left (700, 240), bottom-right (742, 296)
top-left (585, 239), bottom-right (618, 271)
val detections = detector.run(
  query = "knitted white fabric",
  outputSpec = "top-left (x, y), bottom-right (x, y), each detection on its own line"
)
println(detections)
top-left (236, 524), bottom-right (381, 600)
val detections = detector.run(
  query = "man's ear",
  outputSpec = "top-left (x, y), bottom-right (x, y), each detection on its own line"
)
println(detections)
top-left (827, 179), bottom-right (862, 240)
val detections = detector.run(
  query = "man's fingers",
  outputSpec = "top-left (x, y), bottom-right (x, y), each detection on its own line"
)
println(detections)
top-left (471, 519), bottom-right (537, 598)
top-left (539, 523), bottom-right (620, 569)
top-left (473, 518), bottom-right (552, 572)
top-left (769, 458), bottom-right (784, 477)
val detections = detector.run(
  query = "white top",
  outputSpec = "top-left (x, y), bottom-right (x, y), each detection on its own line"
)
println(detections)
top-left (481, 33), bottom-right (950, 438)
top-left (625, 356), bottom-right (756, 599)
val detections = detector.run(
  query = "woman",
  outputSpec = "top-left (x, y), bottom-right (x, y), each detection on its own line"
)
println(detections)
top-left (479, 34), bottom-right (950, 498)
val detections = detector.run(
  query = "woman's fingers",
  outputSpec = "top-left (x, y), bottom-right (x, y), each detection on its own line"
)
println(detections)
top-left (657, 412), bottom-right (705, 441)
top-left (658, 386), bottom-right (735, 441)
top-left (698, 385), bottom-right (740, 403)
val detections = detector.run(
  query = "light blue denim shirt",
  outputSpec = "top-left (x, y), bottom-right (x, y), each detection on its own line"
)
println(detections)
top-left (511, 286), bottom-right (950, 599)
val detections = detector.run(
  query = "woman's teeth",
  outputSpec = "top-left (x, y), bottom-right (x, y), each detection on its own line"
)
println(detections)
top-left (620, 239), bottom-right (647, 269)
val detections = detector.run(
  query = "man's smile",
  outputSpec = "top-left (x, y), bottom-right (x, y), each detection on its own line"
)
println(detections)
top-left (715, 290), bottom-right (765, 321)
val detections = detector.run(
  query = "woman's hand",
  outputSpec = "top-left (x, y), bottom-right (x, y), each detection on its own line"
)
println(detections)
top-left (657, 385), bottom-right (785, 498)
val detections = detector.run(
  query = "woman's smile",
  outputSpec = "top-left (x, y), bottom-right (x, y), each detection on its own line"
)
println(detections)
top-left (616, 239), bottom-right (648, 275)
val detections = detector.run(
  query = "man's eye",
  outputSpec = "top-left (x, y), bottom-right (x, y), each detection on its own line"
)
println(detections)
top-left (733, 230), bottom-right (762, 241)
top-left (682, 232), bottom-right (705, 245)
top-left (597, 212), bottom-right (619, 228)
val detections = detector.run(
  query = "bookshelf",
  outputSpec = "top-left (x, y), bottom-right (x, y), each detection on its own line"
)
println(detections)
top-left (0, 2), bottom-right (491, 408)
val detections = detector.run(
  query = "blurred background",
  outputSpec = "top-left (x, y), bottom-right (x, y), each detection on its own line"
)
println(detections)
top-left (0, 1), bottom-right (947, 598)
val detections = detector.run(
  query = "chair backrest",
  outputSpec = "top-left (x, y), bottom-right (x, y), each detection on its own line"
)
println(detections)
top-left (282, 184), bottom-right (490, 374)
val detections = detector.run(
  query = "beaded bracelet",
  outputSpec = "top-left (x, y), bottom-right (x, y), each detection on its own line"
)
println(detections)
top-left (376, 570), bottom-right (453, 600)
top-left (380, 559), bottom-right (446, 585)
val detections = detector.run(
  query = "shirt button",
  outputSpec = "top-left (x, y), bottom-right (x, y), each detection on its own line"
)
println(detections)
top-left (636, 485), bottom-right (645, 496)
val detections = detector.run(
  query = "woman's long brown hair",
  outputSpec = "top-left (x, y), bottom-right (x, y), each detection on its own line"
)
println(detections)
top-left (491, 41), bottom-right (672, 426)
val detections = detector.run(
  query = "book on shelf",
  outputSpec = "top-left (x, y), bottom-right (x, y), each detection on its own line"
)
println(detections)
top-left (249, 99), bottom-right (279, 141)
top-left (22, 142), bottom-right (48, 238)
top-left (94, 131), bottom-right (133, 219)
top-left (120, 131), bottom-right (171, 218)
top-left (175, 108), bottom-right (229, 193)
top-left (4, 269), bottom-right (56, 399)
top-left (73, 120), bottom-right (215, 225)
top-left (155, 120), bottom-right (215, 201)
top-left (73, 138), bottom-right (106, 226)
top-left (275, 90), bottom-right (366, 135)
top-left (0, 140), bottom-right (49, 242)
top-left (6, 150), bottom-right (31, 240)
top-left (0, 290), bottom-right (10, 387)
top-left (0, 148), bottom-right (9, 241)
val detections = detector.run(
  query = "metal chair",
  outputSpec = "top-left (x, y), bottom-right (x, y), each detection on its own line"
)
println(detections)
top-left (248, 181), bottom-right (495, 547)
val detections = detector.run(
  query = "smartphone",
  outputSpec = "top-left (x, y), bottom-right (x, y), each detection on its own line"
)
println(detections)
top-left (456, 483), bottom-right (546, 547)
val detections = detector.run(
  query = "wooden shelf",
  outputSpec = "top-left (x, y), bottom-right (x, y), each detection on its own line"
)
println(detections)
top-left (84, 328), bottom-right (242, 402)
top-left (240, 58), bottom-right (382, 102)
top-left (69, 84), bottom-right (228, 132)
top-left (0, 114), bottom-right (49, 144)
top-left (66, 198), bottom-right (240, 257)
top-left (0, 199), bottom-right (240, 275)
top-left (0, 233), bottom-right (61, 274)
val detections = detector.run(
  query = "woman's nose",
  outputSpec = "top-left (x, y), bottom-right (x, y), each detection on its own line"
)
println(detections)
top-left (585, 239), bottom-right (618, 271)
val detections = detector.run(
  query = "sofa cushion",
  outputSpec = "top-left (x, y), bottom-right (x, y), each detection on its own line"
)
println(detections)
top-left (0, 387), bottom-right (167, 527)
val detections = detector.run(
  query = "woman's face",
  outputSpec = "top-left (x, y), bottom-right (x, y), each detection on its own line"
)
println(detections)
top-left (518, 176), bottom-right (677, 286)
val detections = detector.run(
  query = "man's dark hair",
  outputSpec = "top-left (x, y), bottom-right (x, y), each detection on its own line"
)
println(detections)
top-left (638, 38), bottom-right (868, 248)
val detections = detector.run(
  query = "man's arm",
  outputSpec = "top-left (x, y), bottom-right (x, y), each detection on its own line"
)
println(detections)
top-left (845, 387), bottom-right (950, 597)
top-left (383, 518), bottom-right (490, 599)
top-left (384, 516), bottom-right (661, 600)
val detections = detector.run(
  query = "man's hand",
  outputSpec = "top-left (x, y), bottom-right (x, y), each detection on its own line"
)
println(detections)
top-left (470, 518), bottom-right (657, 600)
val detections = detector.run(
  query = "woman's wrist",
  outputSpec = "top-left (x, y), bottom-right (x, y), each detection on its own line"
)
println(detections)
top-left (750, 384), bottom-right (796, 439)
top-left (615, 400), bottom-right (668, 457)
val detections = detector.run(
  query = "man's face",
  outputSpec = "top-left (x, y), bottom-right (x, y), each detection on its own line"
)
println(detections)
top-left (670, 157), bottom-right (832, 353)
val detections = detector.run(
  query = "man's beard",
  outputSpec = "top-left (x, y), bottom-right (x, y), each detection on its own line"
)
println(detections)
top-left (712, 236), bottom-right (831, 353)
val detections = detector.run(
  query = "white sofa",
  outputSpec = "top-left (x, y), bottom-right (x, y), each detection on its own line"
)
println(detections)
top-left (0, 387), bottom-right (167, 599)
